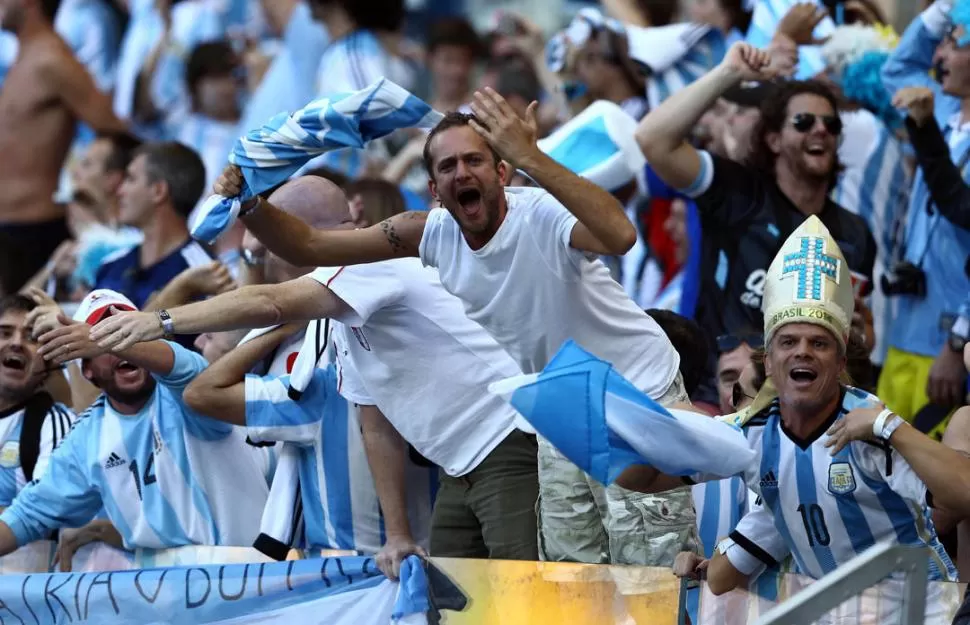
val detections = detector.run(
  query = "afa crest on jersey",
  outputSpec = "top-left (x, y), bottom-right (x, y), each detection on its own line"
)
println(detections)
top-left (0, 441), bottom-right (18, 468)
top-left (828, 462), bottom-right (856, 495)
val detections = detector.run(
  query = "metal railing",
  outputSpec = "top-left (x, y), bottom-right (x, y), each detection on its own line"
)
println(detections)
top-left (755, 542), bottom-right (930, 625)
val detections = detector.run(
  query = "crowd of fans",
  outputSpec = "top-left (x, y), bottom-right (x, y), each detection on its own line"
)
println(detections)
top-left (0, 0), bottom-right (969, 622)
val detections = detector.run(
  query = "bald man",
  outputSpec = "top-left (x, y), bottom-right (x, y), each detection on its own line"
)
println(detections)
top-left (90, 175), bottom-right (539, 578)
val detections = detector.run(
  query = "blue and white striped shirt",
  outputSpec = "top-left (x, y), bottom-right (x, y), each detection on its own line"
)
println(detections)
top-left (880, 2), bottom-right (970, 358)
top-left (745, 0), bottom-right (836, 79)
top-left (707, 387), bottom-right (956, 581)
top-left (0, 342), bottom-right (273, 550)
top-left (0, 398), bottom-right (74, 507)
top-left (311, 29), bottom-right (416, 178)
top-left (55, 0), bottom-right (122, 93)
top-left (646, 28), bottom-right (728, 108)
top-left (245, 360), bottom-right (434, 554)
top-left (833, 110), bottom-right (911, 364)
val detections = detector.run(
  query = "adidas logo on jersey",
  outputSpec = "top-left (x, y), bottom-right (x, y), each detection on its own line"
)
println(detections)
top-left (104, 453), bottom-right (126, 470)
top-left (759, 470), bottom-right (778, 490)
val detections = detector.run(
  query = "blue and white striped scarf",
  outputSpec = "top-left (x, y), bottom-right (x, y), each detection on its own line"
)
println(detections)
top-left (190, 78), bottom-right (443, 244)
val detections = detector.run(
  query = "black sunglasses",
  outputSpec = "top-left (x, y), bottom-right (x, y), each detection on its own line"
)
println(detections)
top-left (732, 381), bottom-right (755, 410)
top-left (716, 333), bottom-right (764, 354)
top-left (790, 113), bottom-right (842, 136)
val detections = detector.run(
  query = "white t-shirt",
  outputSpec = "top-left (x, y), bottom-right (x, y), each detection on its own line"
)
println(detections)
top-left (418, 187), bottom-right (680, 398)
top-left (309, 258), bottom-right (521, 476)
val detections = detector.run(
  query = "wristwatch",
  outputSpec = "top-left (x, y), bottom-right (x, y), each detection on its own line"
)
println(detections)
top-left (156, 309), bottom-right (175, 339)
top-left (242, 248), bottom-right (265, 267)
top-left (949, 315), bottom-right (969, 352)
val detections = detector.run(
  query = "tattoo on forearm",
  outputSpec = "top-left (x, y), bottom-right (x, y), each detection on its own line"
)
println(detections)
top-left (380, 219), bottom-right (406, 255)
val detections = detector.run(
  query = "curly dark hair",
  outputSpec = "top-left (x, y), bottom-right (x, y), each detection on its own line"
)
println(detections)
top-left (747, 80), bottom-right (844, 190)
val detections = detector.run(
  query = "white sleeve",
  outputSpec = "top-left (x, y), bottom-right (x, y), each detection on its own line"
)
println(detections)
top-left (309, 264), bottom-right (407, 327)
top-left (724, 502), bottom-right (790, 575)
top-left (332, 329), bottom-right (376, 406)
top-left (417, 208), bottom-right (449, 269)
top-left (519, 189), bottom-right (587, 274)
top-left (244, 372), bottom-right (327, 445)
top-left (32, 404), bottom-right (76, 484)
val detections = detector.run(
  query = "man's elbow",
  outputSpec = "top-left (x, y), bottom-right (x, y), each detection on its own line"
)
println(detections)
top-left (252, 289), bottom-right (287, 326)
top-left (610, 222), bottom-right (638, 255)
top-left (182, 381), bottom-right (211, 415)
top-left (706, 557), bottom-right (743, 596)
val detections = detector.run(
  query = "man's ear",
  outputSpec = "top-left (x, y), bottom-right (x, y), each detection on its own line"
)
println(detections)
top-left (80, 360), bottom-right (99, 387)
top-left (104, 170), bottom-right (124, 196)
top-left (766, 131), bottom-right (782, 156)
top-left (427, 177), bottom-right (440, 204)
top-left (498, 160), bottom-right (512, 186)
top-left (149, 179), bottom-right (168, 207)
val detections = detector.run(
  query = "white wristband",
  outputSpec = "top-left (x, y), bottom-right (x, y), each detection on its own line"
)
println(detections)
top-left (880, 415), bottom-right (905, 442)
top-left (872, 408), bottom-right (894, 439)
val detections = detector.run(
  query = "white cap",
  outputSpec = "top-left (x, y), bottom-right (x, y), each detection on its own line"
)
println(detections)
top-left (762, 216), bottom-right (854, 350)
top-left (73, 289), bottom-right (138, 326)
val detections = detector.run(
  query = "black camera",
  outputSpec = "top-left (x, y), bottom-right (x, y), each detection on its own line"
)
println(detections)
top-left (881, 261), bottom-right (927, 298)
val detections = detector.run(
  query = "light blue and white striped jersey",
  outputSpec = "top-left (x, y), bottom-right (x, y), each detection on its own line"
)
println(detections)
top-left (745, 0), bottom-right (836, 79)
top-left (702, 387), bottom-right (956, 581)
top-left (239, 2), bottom-right (328, 134)
top-left (0, 342), bottom-right (273, 550)
top-left (880, 2), bottom-right (970, 359)
top-left (311, 29), bottom-right (416, 178)
top-left (55, 0), bottom-right (122, 93)
top-left (245, 358), bottom-right (434, 554)
top-left (645, 28), bottom-right (727, 109)
top-left (832, 110), bottom-right (910, 365)
top-left (692, 476), bottom-right (750, 559)
top-left (113, 0), bottom-right (225, 136)
top-left (0, 398), bottom-right (74, 507)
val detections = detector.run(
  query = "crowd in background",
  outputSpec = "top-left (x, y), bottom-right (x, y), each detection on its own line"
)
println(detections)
top-left (0, 0), bottom-right (968, 622)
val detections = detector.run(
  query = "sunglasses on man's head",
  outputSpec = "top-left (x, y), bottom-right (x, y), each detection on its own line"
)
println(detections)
top-left (790, 113), bottom-right (842, 136)
top-left (716, 333), bottom-right (764, 354)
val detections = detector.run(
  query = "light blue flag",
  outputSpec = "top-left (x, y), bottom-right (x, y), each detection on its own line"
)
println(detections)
top-left (537, 100), bottom-right (645, 193)
top-left (0, 555), bottom-right (458, 624)
top-left (190, 78), bottom-right (443, 244)
top-left (489, 341), bottom-right (756, 484)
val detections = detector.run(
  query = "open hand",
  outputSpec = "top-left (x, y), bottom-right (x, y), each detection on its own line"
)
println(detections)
top-left (468, 87), bottom-right (540, 169)
top-left (37, 315), bottom-right (106, 364)
top-left (89, 310), bottom-right (164, 352)
top-left (720, 43), bottom-right (777, 82)
top-left (824, 405), bottom-right (882, 455)
top-left (776, 3), bottom-right (829, 46)
top-left (892, 87), bottom-right (935, 127)
top-left (182, 261), bottom-right (236, 296)
top-left (25, 288), bottom-right (65, 339)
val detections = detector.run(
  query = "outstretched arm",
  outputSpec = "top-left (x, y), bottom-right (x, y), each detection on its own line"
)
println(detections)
top-left (827, 406), bottom-right (970, 515)
top-left (214, 167), bottom-right (427, 268)
top-left (636, 42), bottom-right (775, 191)
top-left (88, 276), bottom-right (347, 352)
top-left (183, 324), bottom-right (305, 424)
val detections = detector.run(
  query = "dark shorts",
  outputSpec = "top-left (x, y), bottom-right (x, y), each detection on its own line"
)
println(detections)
top-left (0, 217), bottom-right (70, 295)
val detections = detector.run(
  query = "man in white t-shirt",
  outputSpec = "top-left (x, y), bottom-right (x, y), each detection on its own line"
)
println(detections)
top-left (90, 176), bottom-right (538, 578)
top-left (179, 88), bottom-right (697, 565)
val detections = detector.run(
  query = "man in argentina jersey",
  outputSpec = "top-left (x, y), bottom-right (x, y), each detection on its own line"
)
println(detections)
top-left (0, 295), bottom-right (75, 509)
top-left (616, 219), bottom-right (970, 621)
top-left (0, 289), bottom-right (274, 553)
top-left (182, 322), bottom-right (435, 558)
